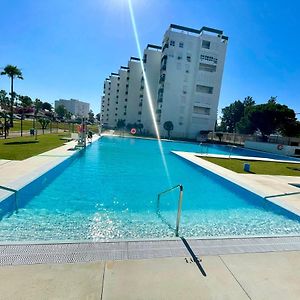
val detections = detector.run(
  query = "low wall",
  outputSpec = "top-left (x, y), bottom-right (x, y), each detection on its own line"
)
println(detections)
top-left (244, 140), bottom-right (299, 156)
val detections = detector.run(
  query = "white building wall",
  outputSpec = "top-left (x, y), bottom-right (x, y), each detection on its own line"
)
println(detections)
top-left (157, 25), bottom-right (227, 139)
top-left (101, 78), bottom-right (111, 127)
top-left (126, 58), bottom-right (143, 125)
top-left (107, 74), bottom-right (119, 128)
top-left (140, 45), bottom-right (162, 135)
top-left (55, 99), bottom-right (90, 117)
top-left (117, 67), bottom-right (130, 124)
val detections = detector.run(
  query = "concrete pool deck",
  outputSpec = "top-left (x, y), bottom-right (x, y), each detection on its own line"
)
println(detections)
top-left (1, 250), bottom-right (300, 299)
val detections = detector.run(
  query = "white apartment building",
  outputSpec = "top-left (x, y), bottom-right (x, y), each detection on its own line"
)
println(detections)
top-left (55, 99), bottom-right (90, 117)
top-left (156, 24), bottom-right (227, 139)
top-left (100, 24), bottom-right (228, 139)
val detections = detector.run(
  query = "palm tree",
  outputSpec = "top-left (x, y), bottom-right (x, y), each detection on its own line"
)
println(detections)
top-left (163, 121), bottom-right (174, 139)
top-left (1, 65), bottom-right (23, 127)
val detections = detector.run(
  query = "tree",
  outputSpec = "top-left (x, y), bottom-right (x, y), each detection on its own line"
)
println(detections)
top-left (38, 118), bottom-right (50, 134)
top-left (116, 119), bottom-right (126, 130)
top-left (246, 101), bottom-right (297, 138)
top-left (96, 113), bottom-right (100, 122)
top-left (42, 102), bottom-right (52, 111)
top-left (0, 90), bottom-right (10, 111)
top-left (55, 104), bottom-right (67, 119)
top-left (136, 123), bottom-right (144, 134)
top-left (220, 97), bottom-right (255, 133)
top-left (0, 65), bottom-right (23, 127)
top-left (163, 121), bottom-right (174, 139)
top-left (126, 123), bottom-right (133, 131)
top-left (88, 109), bottom-right (95, 124)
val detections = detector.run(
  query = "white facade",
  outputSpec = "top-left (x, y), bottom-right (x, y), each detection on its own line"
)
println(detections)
top-left (55, 99), bottom-right (90, 117)
top-left (125, 57), bottom-right (143, 125)
top-left (157, 25), bottom-right (227, 139)
top-left (100, 24), bottom-right (228, 139)
top-left (140, 45), bottom-right (162, 134)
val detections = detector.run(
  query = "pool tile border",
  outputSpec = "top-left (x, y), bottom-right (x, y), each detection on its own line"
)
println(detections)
top-left (1, 236), bottom-right (300, 266)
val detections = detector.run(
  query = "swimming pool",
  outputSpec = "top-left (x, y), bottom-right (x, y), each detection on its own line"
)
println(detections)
top-left (0, 136), bottom-right (300, 242)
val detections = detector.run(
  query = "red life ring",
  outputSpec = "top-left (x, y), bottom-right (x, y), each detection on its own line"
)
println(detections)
top-left (130, 128), bottom-right (137, 135)
top-left (277, 144), bottom-right (284, 150)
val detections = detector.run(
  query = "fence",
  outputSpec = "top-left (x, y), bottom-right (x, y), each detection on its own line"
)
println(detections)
top-left (208, 132), bottom-right (300, 147)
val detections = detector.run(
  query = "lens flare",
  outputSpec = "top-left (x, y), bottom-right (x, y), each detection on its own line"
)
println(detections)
top-left (127, 0), bottom-right (171, 184)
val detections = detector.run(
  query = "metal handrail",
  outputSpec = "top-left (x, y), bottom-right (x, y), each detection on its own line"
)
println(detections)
top-left (157, 184), bottom-right (183, 237)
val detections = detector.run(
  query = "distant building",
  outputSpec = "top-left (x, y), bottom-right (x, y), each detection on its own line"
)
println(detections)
top-left (55, 99), bottom-right (90, 117)
top-left (101, 24), bottom-right (228, 139)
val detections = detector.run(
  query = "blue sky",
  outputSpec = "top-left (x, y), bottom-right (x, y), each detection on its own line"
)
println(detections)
top-left (0, 0), bottom-right (299, 117)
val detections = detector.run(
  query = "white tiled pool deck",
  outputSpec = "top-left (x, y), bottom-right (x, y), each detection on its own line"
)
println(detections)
top-left (0, 136), bottom-right (300, 299)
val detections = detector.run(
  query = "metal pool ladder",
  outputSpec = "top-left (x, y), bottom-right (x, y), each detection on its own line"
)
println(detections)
top-left (157, 184), bottom-right (183, 237)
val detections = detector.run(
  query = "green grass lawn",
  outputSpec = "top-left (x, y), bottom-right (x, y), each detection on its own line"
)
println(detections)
top-left (0, 133), bottom-right (69, 160)
top-left (201, 157), bottom-right (300, 176)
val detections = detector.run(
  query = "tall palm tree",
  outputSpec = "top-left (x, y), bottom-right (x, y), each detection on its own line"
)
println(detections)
top-left (1, 65), bottom-right (23, 127)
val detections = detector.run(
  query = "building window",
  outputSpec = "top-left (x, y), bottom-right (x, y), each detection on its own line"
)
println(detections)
top-left (196, 84), bottom-right (214, 94)
top-left (170, 40), bottom-right (175, 46)
top-left (186, 55), bottom-right (191, 62)
top-left (179, 42), bottom-right (184, 48)
top-left (200, 54), bottom-right (218, 64)
top-left (193, 106), bottom-right (211, 115)
top-left (138, 111), bottom-right (142, 115)
top-left (115, 113), bottom-right (117, 116)
top-left (199, 63), bottom-right (217, 72)
top-left (125, 98), bottom-right (128, 102)
top-left (115, 107), bottom-right (118, 110)
top-left (143, 54), bottom-right (147, 63)
top-left (124, 112), bottom-right (127, 115)
top-left (202, 40), bottom-right (210, 49)
top-left (177, 55), bottom-right (182, 60)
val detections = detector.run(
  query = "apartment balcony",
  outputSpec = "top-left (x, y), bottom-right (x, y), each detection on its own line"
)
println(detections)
top-left (159, 76), bottom-right (165, 84)
top-left (160, 64), bottom-right (167, 71)
top-left (162, 42), bottom-right (169, 52)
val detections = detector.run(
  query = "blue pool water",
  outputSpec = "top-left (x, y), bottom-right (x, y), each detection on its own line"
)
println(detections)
top-left (0, 136), bottom-right (300, 242)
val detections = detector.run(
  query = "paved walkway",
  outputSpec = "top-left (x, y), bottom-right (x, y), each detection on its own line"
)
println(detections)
top-left (1, 251), bottom-right (299, 299)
